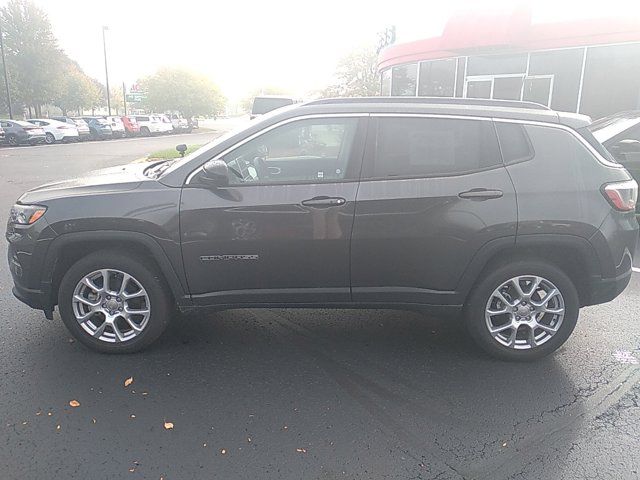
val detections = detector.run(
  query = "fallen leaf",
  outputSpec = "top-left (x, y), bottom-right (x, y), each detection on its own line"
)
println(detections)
top-left (69, 400), bottom-right (80, 408)
top-left (141, 392), bottom-right (148, 396)
top-left (36, 411), bottom-right (42, 416)
top-left (164, 421), bottom-right (174, 430)
top-left (247, 437), bottom-right (252, 443)
top-left (22, 421), bottom-right (27, 425)
top-left (92, 418), bottom-right (97, 424)
top-left (124, 377), bottom-right (134, 387)
top-left (502, 442), bottom-right (507, 447)
top-left (130, 414), bottom-right (136, 419)
top-left (296, 448), bottom-right (307, 453)
top-left (56, 425), bottom-right (61, 430)
top-left (220, 448), bottom-right (226, 455)
top-left (128, 468), bottom-right (135, 473)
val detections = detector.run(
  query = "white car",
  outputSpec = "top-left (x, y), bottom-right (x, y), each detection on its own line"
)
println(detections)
top-left (28, 118), bottom-right (79, 144)
top-left (157, 114), bottom-right (175, 134)
top-left (132, 115), bottom-right (164, 136)
top-left (166, 113), bottom-right (190, 133)
top-left (104, 116), bottom-right (126, 138)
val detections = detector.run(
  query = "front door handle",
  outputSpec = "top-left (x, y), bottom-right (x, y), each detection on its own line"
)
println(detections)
top-left (458, 188), bottom-right (503, 200)
top-left (301, 196), bottom-right (347, 207)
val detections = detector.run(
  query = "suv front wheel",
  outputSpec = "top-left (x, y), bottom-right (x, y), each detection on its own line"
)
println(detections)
top-left (465, 260), bottom-right (579, 361)
top-left (58, 251), bottom-right (171, 353)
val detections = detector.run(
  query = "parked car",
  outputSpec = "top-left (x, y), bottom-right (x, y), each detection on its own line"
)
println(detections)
top-left (188, 116), bottom-right (199, 130)
top-left (589, 111), bottom-right (640, 211)
top-left (79, 116), bottom-right (113, 140)
top-left (157, 114), bottom-right (175, 134)
top-left (132, 115), bottom-right (164, 136)
top-left (27, 118), bottom-right (79, 144)
top-left (250, 95), bottom-right (295, 119)
top-left (104, 116), bottom-right (126, 138)
top-left (120, 116), bottom-right (140, 136)
top-left (6, 98), bottom-right (638, 359)
top-left (167, 113), bottom-right (190, 133)
top-left (0, 119), bottom-right (46, 145)
top-left (51, 116), bottom-right (91, 141)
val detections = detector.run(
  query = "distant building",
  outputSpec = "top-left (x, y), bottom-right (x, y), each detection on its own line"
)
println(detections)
top-left (377, 7), bottom-right (640, 119)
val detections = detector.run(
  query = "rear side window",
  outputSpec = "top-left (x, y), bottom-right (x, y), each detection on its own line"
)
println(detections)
top-left (372, 117), bottom-right (501, 178)
top-left (495, 122), bottom-right (534, 164)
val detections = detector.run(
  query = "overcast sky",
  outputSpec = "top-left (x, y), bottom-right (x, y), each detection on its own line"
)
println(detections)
top-left (30, 0), bottom-right (640, 101)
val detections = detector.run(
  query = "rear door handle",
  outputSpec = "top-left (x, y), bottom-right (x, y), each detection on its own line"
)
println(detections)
top-left (301, 196), bottom-right (347, 207)
top-left (458, 188), bottom-right (503, 200)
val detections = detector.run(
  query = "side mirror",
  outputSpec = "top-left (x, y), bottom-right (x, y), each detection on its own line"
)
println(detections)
top-left (197, 159), bottom-right (229, 187)
top-left (176, 143), bottom-right (187, 157)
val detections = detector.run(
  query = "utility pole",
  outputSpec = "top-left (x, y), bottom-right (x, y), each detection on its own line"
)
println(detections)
top-left (122, 82), bottom-right (127, 116)
top-left (102, 26), bottom-right (111, 116)
top-left (0, 21), bottom-right (13, 119)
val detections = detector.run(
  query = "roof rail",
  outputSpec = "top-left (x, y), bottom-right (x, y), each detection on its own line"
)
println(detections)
top-left (305, 96), bottom-right (551, 111)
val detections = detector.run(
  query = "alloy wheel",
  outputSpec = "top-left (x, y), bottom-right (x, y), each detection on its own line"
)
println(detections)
top-left (72, 269), bottom-right (151, 343)
top-left (485, 275), bottom-right (565, 350)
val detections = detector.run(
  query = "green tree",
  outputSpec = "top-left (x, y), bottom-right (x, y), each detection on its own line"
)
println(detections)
top-left (321, 46), bottom-right (379, 98)
top-left (140, 67), bottom-right (225, 117)
top-left (53, 60), bottom-right (97, 115)
top-left (0, 0), bottom-right (64, 117)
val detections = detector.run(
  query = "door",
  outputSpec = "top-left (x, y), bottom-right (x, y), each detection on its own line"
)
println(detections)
top-left (180, 115), bottom-right (367, 305)
top-left (351, 115), bottom-right (517, 305)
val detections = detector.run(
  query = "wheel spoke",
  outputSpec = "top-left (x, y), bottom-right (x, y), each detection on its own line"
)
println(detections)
top-left (122, 290), bottom-right (145, 300)
top-left (489, 322), bottom-right (513, 334)
top-left (74, 294), bottom-right (100, 307)
top-left (495, 290), bottom-right (516, 307)
top-left (100, 269), bottom-right (112, 294)
top-left (92, 321), bottom-right (107, 338)
top-left (111, 321), bottom-right (125, 342)
top-left (544, 306), bottom-right (564, 315)
top-left (532, 288), bottom-right (558, 307)
top-left (511, 278), bottom-right (526, 300)
top-left (118, 273), bottom-right (131, 295)
top-left (535, 322), bottom-right (559, 334)
top-left (124, 307), bottom-right (150, 315)
top-left (82, 277), bottom-right (103, 293)
top-left (527, 276), bottom-right (542, 297)
top-left (527, 326), bottom-right (537, 347)
top-left (124, 315), bottom-right (143, 332)
top-left (487, 306), bottom-right (508, 315)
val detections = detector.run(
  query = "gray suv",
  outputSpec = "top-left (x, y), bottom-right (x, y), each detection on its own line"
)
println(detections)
top-left (6, 98), bottom-right (638, 360)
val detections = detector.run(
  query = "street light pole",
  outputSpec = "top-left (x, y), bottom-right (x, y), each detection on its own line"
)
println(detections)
top-left (0, 21), bottom-right (13, 119)
top-left (102, 26), bottom-right (111, 116)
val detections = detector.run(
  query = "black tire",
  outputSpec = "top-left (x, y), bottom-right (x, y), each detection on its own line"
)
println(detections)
top-left (7, 134), bottom-right (18, 146)
top-left (140, 126), bottom-right (150, 136)
top-left (464, 259), bottom-right (579, 361)
top-left (58, 250), bottom-right (172, 353)
top-left (45, 132), bottom-right (55, 144)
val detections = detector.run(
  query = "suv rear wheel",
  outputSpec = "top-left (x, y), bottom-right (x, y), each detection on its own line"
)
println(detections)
top-left (465, 260), bottom-right (579, 361)
top-left (58, 251), bottom-right (171, 353)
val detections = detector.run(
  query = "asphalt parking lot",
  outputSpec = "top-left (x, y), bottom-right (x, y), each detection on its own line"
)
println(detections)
top-left (1, 130), bottom-right (639, 480)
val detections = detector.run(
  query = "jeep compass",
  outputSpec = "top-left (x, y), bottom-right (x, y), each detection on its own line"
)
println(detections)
top-left (6, 98), bottom-right (638, 360)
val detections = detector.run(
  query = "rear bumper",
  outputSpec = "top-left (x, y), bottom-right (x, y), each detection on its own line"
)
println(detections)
top-left (586, 267), bottom-right (633, 306)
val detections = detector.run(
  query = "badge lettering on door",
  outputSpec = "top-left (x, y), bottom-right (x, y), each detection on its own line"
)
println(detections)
top-left (200, 255), bottom-right (259, 262)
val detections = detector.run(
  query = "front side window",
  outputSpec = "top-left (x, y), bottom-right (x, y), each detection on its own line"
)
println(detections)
top-left (222, 117), bottom-right (359, 185)
top-left (372, 117), bottom-right (501, 178)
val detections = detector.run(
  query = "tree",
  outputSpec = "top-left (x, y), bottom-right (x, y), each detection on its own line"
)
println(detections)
top-left (321, 46), bottom-right (379, 98)
top-left (0, 0), bottom-right (64, 117)
top-left (140, 67), bottom-right (225, 117)
top-left (53, 60), bottom-right (98, 115)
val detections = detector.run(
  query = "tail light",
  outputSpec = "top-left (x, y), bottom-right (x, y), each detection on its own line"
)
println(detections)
top-left (602, 180), bottom-right (638, 211)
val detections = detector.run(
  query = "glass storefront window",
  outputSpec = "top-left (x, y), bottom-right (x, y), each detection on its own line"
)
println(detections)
top-left (391, 64), bottom-right (418, 96)
top-left (381, 69), bottom-right (391, 96)
top-left (466, 80), bottom-right (491, 99)
top-left (523, 76), bottom-right (553, 106)
top-left (418, 59), bottom-right (456, 97)
top-left (493, 76), bottom-right (523, 101)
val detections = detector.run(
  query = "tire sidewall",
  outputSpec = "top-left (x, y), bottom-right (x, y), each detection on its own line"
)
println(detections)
top-left (58, 251), bottom-right (171, 353)
top-left (465, 260), bottom-right (579, 361)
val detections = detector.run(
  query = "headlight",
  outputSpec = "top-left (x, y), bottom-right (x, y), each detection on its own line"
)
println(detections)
top-left (9, 204), bottom-right (47, 225)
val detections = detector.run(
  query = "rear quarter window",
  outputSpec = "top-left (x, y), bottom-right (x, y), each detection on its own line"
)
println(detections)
top-left (495, 122), bottom-right (534, 164)
top-left (370, 117), bottom-right (502, 178)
